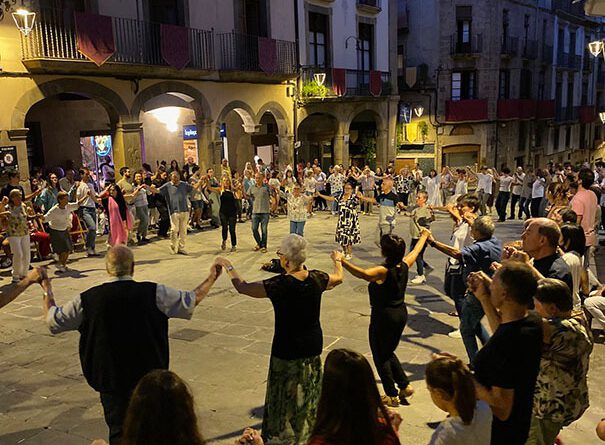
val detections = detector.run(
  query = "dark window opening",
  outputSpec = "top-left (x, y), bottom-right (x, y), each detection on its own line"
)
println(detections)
top-left (309, 12), bottom-right (329, 67)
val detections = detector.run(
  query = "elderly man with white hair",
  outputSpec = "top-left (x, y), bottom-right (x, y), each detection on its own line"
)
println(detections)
top-left (215, 234), bottom-right (344, 445)
top-left (326, 165), bottom-right (345, 215)
top-left (39, 245), bottom-right (221, 445)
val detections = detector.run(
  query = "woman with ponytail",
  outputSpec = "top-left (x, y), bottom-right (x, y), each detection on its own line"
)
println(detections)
top-left (425, 356), bottom-right (492, 445)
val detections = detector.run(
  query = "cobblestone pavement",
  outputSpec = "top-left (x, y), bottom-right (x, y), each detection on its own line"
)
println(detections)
top-left (0, 212), bottom-right (603, 444)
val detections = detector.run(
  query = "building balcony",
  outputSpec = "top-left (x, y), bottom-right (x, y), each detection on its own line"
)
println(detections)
top-left (300, 66), bottom-right (392, 99)
top-left (501, 36), bottom-right (519, 57)
top-left (20, 9), bottom-right (297, 81)
top-left (521, 40), bottom-right (538, 59)
top-left (535, 100), bottom-right (556, 119)
top-left (578, 105), bottom-right (596, 124)
top-left (357, 0), bottom-right (382, 13)
top-left (497, 99), bottom-right (537, 119)
top-left (445, 99), bottom-right (488, 122)
top-left (450, 34), bottom-right (483, 57)
top-left (555, 106), bottom-right (579, 122)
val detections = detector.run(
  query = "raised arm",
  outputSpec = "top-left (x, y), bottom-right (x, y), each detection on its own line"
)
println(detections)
top-left (356, 191), bottom-right (377, 204)
top-left (216, 257), bottom-right (267, 298)
top-left (403, 230), bottom-right (431, 268)
top-left (341, 258), bottom-right (387, 283)
top-left (426, 231), bottom-right (462, 260)
top-left (0, 267), bottom-right (44, 310)
top-left (316, 191), bottom-right (336, 202)
top-left (468, 271), bottom-right (501, 332)
top-left (327, 251), bottom-right (344, 289)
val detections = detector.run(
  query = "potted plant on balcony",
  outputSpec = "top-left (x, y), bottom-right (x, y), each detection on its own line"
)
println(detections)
top-left (301, 81), bottom-right (331, 100)
top-left (418, 121), bottom-right (429, 143)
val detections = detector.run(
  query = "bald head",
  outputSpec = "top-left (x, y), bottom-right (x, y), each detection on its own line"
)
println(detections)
top-left (522, 217), bottom-right (561, 259)
top-left (105, 245), bottom-right (134, 277)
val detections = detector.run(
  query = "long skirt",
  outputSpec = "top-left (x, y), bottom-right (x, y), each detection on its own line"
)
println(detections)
top-left (261, 355), bottom-right (322, 445)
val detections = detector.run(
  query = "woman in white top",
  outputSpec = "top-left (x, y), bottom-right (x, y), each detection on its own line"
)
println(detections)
top-left (303, 170), bottom-right (317, 216)
top-left (426, 356), bottom-right (492, 445)
top-left (531, 169), bottom-right (547, 217)
top-left (493, 167), bottom-right (514, 222)
top-left (423, 169), bottom-right (442, 207)
top-left (560, 224), bottom-right (586, 311)
top-left (453, 169), bottom-right (468, 198)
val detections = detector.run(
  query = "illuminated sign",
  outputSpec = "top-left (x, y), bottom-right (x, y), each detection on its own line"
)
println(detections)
top-left (183, 125), bottom-right (198, 140)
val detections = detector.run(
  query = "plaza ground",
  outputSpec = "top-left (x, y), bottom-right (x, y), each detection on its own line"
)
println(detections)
top-left (0, 212), bottom-right (603, 445)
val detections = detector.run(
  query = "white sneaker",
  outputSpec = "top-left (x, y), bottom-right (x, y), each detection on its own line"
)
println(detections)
top-left (345, 253), bottom-right (352, 260)
top-left (410, 275), bottom-right (426, 285)
top-left (448, 329), bottom-right (462, 338)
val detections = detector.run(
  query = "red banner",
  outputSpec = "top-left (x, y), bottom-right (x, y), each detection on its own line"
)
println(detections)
top-left (161, 24), bottom-right (190, 70)
top-left (332, 68), bottom-right (346, 96)
top-left (370, 70), bottom-right (382, 97)
top-left (75, 12), bottom-right (115, 66)
top-left (258, 37), bottom-right (277, 74)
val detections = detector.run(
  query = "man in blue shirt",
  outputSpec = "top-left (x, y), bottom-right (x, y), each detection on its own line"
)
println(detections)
top-left (426, 215), bottom-right (502, 364)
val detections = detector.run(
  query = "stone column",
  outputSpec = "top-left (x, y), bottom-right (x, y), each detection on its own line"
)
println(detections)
top-left (277, 133), bottom-right (294, 167)
top-left (334, 133), bottom-right (349, 166)
top-left (196, 119), bottom-right (215, 172)
top-left (113, 121), bottom-right (143, 173)
top-left (7, 128), bottom-right (30, 179)
top-left (376, 129), bottom-right (389, 167)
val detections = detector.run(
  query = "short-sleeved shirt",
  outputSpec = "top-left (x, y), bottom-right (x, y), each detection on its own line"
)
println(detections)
top-left (327, 173), bottom-right (345, 194)
top-left (116, 178), bottom-right (134, 205)
top-left (5, 204), bottom-right (28, 237)
top-left (249, 184), bottom-right (271, 214)
top-left (477, 173), bottom-right (493, 194)
top-left (408, 205), bottom-right (432, 239)
top-left (159, 181), bottom-right (192, 214)
top-left (376, 192), bottom-right (400, 226)
top-left (461, 236), bottom-right (502, 280)
top-left (498, 175), bottom-right (514, 192)
top-left (288, 195), bottom-right (308, 222)
top-left (263, 270), bottom-right (329, 360)
top-left (44, 203), bottom-right (79, 231)
top-left (571, 189), bottom-right (598, 246)
top-left (219, 190), bottom-right (237, 217)
top-left (449, 221), bottom-right (473, 266)
top-left (533, 254), bottom-right (573, 293)
top-left (76, 182), bottom-right (96, 208)
top-left (473, 313), bottom-right (543, 445)
top-left (428, 401), bottom-right (492, 445)
top-left (532, 178), bottom-right (546, 199)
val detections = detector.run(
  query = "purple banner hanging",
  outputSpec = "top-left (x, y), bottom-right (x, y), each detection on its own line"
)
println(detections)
top-left (258, 37), bottom-right (277, 74)
top-left (161, 24), bottom-right (190, 70)
top-left (74, 12), bottom-right (115, 66)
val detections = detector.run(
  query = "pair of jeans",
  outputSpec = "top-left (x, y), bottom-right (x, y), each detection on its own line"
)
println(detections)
top-left (444, 266), bottom-right (465, 316)
top-left (495, 191), bottom-right (510, 221)
top-left (460, 292), bottom-right (490, 364)
top-left (220, 213), bottom-right (237, 246)
top-left (477, 190), bottom-right (491, 215)
top-left (331, 191), bottom-right (341, 213)
top-left (509, 193), bottom-right (521, 218)
top-left (79, 206), bottom-right (97, 251)
top-left (251, 213), bottom-right (269, 248)
top-left (369, 306), bottom-right (410, 397)
top-left (520, 196), bottom-right (531, 219)
top-left (376, 222), bottom-right (395, 246)
top-left (409, 237), bottom-right (428, 276)
top-left (135, 205), bottom-right (149, 239)
top-left (100, 391), bottom-right (132, 445)
top-left (290, 220), bottom-right (306, 236)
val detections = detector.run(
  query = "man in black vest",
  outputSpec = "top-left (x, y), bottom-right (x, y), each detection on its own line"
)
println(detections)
top-left (40, 245), bottom-right (221, 444)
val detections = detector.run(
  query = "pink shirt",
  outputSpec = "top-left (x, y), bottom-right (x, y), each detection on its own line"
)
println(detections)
top-left (571, 189), bottom-right (598, 246)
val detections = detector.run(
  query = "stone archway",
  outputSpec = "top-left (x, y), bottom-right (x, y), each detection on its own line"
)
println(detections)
top-left (346, 108), bottom-right (387, 168)
top-left (215, 101), bottom-right (258, 171)
top-left (255, 102), bottom-right (291, 166)
top-left (12, 78), bottom-right (129, 129)
top-left (216, 101), bottom-right (257, 133)
top-left (130, 81), bottom-right (212, 121)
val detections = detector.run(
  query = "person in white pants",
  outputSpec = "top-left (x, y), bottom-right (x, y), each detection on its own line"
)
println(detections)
top-left (1, 190), bottom-right (31, 282)
top-left (584, 292), bottom-right (605, 335)
top-left (152, 171), bottom-right (203, 255)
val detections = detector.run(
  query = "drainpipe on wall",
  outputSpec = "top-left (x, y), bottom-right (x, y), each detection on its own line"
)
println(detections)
top-left (293, 0), bottom-right (301, 167)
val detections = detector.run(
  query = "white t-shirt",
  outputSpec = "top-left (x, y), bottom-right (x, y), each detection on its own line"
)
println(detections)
top-left (562, 251), bottom-right (583, 310)
top-left (498, 175), bottom-right (514, 192)
top-left (512, 173), bottom-right (525, 195)
top-left (449, 221), bottom-right (473, 266)
top-left (428, 401), bottom-right (492, 445)
top-left (44, 203), bottom-right (79, 231)
top-left (531, 177), bottom-right (546, 199)
top-left (455, 179), bottom-right (468, 196)
top-left (477, 173), bottom-right (493, 194)
top-left (76, 182), bottom-right (96, 208)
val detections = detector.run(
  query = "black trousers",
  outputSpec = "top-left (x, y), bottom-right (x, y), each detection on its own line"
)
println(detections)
top-left (220, 213), bottom-right (237, 246)
top-left (530, 197), bottom-right (542, 218)
top-left (520, 196), bottom-right (531, 219)
top-left (398, 192), bottom-right (409, 206)
top-left (509, 193), bottom-right (521, 218)
top-left (495, 191), bottom-right (510, 221)
top-left (157, 204), bottom-right (170, 236)
top-left (100, 391), bottom-right (132, 445)
top-left (369, 306), bottom-right (410, 397)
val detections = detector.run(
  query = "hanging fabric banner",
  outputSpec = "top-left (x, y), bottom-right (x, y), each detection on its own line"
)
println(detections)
top-left (369, 70), bottom-right (383, 97)
top-left (161, 24), bottom-right (190, 70)
top-left (332, 68), bottom-right (346, 96)
top-left (258, 37), bottom-right (277, 74)
top-left (74, 12), bottom-right (115, 66)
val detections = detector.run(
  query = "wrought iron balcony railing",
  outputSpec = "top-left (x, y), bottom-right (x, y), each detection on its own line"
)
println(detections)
top-left (450, 33), bottom-right (483, 56)
top-left (301, 66), bottom-right (392, 97)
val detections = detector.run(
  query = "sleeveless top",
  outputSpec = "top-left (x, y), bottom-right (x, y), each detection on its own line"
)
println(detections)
top-left (368, 263), bottom-right (409, 309)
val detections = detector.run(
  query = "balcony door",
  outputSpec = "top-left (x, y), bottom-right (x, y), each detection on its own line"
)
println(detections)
top-left (146, 0), bottom-right (185, 25)
top-left (235, 0), bottom-right (269, 37)
top-left (456, 6), bottom-right (472, 52)
top-left (308, 12), bottom-right (329, 68)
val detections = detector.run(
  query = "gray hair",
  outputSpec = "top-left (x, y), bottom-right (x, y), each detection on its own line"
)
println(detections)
top-left (472, 216), bottom-right (495, 239)
top-left (105, 245), bottom-right (134, 277)
top-left (280, 234), bottom-right (307, 268)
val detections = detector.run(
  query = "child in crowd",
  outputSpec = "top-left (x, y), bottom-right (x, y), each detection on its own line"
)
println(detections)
top-left (426, 356), bottom-right (492, 445)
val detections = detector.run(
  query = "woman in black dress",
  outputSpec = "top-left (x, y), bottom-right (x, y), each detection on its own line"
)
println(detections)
top-left (340, 229), bottom-right (431, 407)
top-left (219, 176), bottom-right (238, 251)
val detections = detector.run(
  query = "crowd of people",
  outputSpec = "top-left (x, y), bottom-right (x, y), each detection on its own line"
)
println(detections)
top-left (1, 156), bottom-right (605, 445)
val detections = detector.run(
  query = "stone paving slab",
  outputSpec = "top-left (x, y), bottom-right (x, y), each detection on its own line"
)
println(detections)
top-left (0, 212), bottom-right (603, 444)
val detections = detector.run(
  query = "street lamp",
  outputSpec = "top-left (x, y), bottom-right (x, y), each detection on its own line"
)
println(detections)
top-left (599, 111), bottom-right (605, 124)
top-left (414, 105), bottom-right (424, 118)
top-left (12, 7), bottom-right (35, 36)
top-left (589, 40), bottom-right (605, 57)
